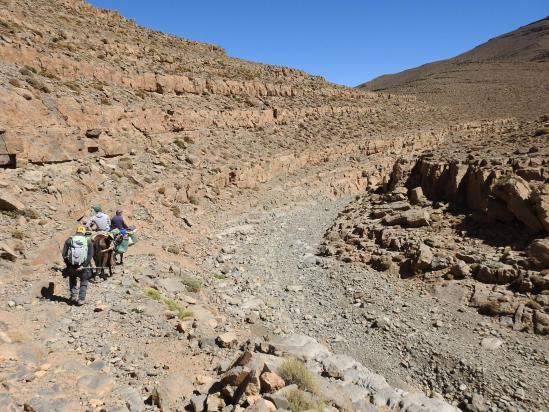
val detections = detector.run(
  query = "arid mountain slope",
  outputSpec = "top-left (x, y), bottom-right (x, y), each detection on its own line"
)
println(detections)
top-left (1, 1), bottom-right (547, 411)
top-left (0, 1), bottom-right (471, 411)
top-left (359, 17), bottom-right (549, 119)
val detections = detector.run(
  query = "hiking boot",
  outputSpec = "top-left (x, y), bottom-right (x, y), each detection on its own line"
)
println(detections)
top-left (75, 299), bottom-right (86, 306)
top-left (70, 294), bottom-right (78, 302)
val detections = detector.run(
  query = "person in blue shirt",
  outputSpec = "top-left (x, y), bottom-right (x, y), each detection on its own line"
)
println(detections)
top-left (111, 208), bottom-right (129, 231)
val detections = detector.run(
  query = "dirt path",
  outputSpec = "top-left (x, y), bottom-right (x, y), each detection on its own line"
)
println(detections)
top-left (209, 197), bottom-right (549, 411)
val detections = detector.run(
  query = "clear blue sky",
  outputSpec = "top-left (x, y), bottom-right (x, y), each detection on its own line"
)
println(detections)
top-left (88, 0), bottom-right (547, 86)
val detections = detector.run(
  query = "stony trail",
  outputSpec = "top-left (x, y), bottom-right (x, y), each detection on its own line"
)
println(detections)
top-left (209, 197), bottom-right (549, 411)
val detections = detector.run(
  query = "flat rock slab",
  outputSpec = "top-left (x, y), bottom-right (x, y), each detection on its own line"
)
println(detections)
top-left (77, 373), bottom-right (115, 397)
top-left (269, 334), bottom-right (329, 361)
top-left (0, 192), bottom-right (25, 211)
top-left (153, 372), bottom-right (194, 410)
top-left (156, 278), bottom-right (185, 295)
top-left (481, 337), bottom-right (504, 350)
top-left (217, 224), bottom-right (255, 237)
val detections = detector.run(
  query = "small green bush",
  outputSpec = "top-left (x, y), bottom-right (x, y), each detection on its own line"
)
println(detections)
top-left (278, 359), bottom-right (320, 395)
top-left (145, 288), bottom-right (193, 319)
top-left (164, 298), bottom-right (194, 319)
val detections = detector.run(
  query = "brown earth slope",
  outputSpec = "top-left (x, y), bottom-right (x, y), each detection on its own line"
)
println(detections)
top-left (1, 1), bottom-right (547, 411)
top-left (0, 0), bottom-right (471, 411)
top-left (359, 17), bottom-right (549, 119)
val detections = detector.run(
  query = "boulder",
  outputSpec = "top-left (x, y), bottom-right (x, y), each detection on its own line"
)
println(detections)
top-left (0, 242), bottom-right (18, 261)
top-left (527, 238), bottom-right (549, 269)
top-left (320, 354), bottom-right (358, 379)
top-left (408, 187), bottom-right (427, 205)
top-left (413, 244), bottom-right (433, 272)
top-left (118, 386), bottom-right (145, 412)
top-left (263, 394), bottom-right (289, 410)
top-left (475, 263), bottom-right (518, 284)
top-left (0, 192), bottom-right (25, 212)
top-left (493, 176), bottom-right (542, 233)
top-left (85, 129), bottom-right (102, 138)
top-left (446, 162), bottom-right (468, 203)
top-left (190, 395), bottom-right (207, 412)
top-left (450, 261), bottom-right (471, 279)
top-left (401, 209), bottom-right (430, 227)
top-left (530, 274), bottom-right (549, 292)
top-left (153, 373), bottom-right (194, 411)
top-left (216, 332), bottom-right (238, 348)
top-left (268, 335), bottom-right (330, 361)
top-left (247, 398), bottom-right (276, 412)
top-left (533, 310), bottom-right (549, 335)
top-left (466, 168), bottom-right (492, 211)
top-left (259, 372), bottom-right (285, 393)
top-left (76, 374), bottom-right (115, 397)
top-left (220, 366), bottom-right (250, 388)
top-left (532, 185), bottom-right (549, 233)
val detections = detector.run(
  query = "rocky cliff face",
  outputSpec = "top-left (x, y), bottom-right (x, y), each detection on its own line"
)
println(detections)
top-left (322, 117), bottom-right (549, 337)
top-left (0, 0), bottom-right (441, 170)
top-left (1, 1), bottom-right (547, 411)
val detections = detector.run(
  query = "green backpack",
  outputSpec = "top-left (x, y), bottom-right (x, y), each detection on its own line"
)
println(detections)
top-left (67, 235), bottom-right (88, 266)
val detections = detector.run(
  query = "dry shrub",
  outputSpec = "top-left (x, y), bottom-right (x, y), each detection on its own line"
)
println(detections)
top-left (12, 229), bottom-right (25, 240)
top-left (285, 389), bottom-right (324, 412)
top-left (182, 277), bottom-right (201, 293)
top-left (188, 195), bottom-right (200, 205)
top-left (278, 359), bottom-right (320, 395)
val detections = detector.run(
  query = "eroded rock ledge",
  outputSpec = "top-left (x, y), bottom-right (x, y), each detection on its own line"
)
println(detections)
top-left (322, 117), bottom-right (549, 335)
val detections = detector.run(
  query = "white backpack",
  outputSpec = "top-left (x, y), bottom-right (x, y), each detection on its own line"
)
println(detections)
top-left (67, 235), bottom-right (88, 266)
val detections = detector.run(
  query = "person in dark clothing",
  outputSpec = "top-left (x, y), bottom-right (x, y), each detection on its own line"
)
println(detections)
top-left (111, 208), bottom-right (129, 231)
top-left (61, 226), bottom-right (94, 306)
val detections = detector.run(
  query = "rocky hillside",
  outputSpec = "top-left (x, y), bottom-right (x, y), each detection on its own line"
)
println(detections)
top-left (0, 1), bottom-right (547, 411)
top-left (359, 17), bottom-right (549, 119)
top-left (0, 0), bottom-right (448, 169)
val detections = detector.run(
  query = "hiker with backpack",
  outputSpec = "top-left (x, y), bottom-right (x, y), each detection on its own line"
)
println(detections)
top-left (62, 226), bottom-right (94, 305)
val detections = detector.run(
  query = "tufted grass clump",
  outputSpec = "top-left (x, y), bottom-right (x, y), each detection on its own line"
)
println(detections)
top-left (188, 195), bottom-right (200, 206)
top-left (164, 298), bottom-right (194, 319)
top-left (174, 138), bottom-right (187, 149)
top-left (278, 359), bottom-right (320, 396)
top-left (12, 229), bottom-right (25, 240)
top-left (285, 389), bottom-right (324, 412)
top-left (145, 287), bottom-right (162, 301)
top-left (144, 287), bottom-right (193, 319)
top-left (182, 277), bottom-right (202, 293)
